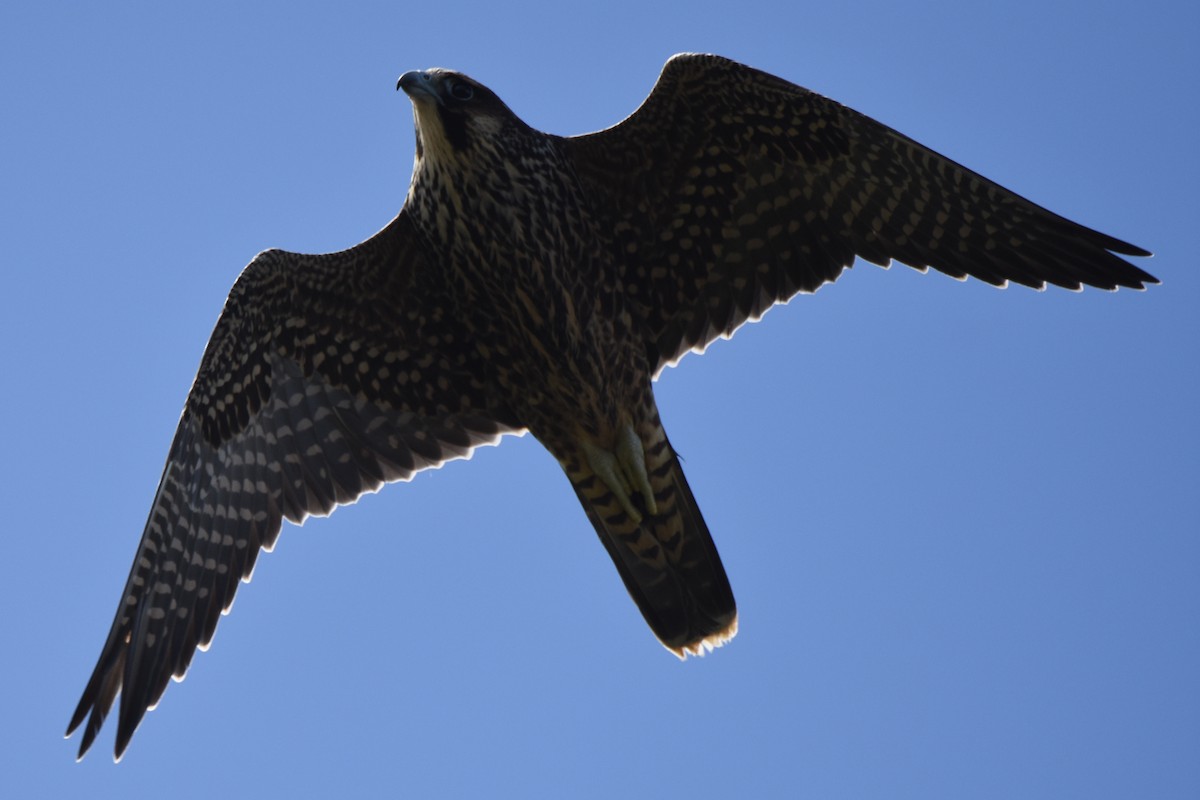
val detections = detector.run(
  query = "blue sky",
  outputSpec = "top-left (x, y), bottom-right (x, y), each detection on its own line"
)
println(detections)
top-left (2, 1), bottom-right (1196, 797)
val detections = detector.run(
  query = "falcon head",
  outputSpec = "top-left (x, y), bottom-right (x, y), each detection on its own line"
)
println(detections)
top-left (397, 68), bottom-right (521, 160)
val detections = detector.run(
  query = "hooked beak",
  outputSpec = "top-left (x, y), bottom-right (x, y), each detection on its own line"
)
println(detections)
top-left (397, 70), bottom-right (442, 105)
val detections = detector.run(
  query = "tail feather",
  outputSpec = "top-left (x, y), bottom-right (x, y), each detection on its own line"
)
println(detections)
top-left (564, 427), bottom-right (736, 657)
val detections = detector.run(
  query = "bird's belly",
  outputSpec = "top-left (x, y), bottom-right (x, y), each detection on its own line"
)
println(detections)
top-left (473, 268), bottom-right (645, 448)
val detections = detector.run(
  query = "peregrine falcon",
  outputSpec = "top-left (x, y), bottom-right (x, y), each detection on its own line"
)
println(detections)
top-left (66, 53), bottom-right (1156, 761)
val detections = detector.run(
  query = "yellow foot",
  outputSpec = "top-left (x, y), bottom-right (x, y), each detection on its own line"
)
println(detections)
top-left (582, 424), bottom-right (658, 523)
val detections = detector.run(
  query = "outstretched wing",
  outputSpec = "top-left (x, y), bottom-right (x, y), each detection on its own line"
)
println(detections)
top-left (66, 211), bottom-right (517, 761)
top-left (561, 53), bottom-right (1157, 374)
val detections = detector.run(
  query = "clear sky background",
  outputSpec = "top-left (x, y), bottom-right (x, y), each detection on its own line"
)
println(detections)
top-left (2, 1), bottom-right (1196, 797)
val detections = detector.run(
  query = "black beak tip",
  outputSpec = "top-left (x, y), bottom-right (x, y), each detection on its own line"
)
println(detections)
top-left (397, 70), bottom-right (424, 94)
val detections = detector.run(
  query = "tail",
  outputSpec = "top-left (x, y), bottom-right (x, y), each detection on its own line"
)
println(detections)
top-left (562, 421), bottom-right (737, 657)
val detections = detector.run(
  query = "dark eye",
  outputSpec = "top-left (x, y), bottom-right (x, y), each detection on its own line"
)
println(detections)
top-left (449, 81), bottom-right (474, 101)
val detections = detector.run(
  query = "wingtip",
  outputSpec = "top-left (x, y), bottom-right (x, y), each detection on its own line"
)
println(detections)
top-left (1113, 265), bottom-right (1160, 291)
top-left (1115, 242), bottom-right (1153, 259)
top-left (113, 725), bottom-right (135, 763)
top-left (74, 719), bottom-right (99, 762)
top-left (1136, 268), bottom-right (1161, 288)
top-left (65, 697), bottom-right (100, 761)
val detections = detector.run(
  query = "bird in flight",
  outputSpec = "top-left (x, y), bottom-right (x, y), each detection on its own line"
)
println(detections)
top-left (66, 53), bottom-right (1155, 761)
